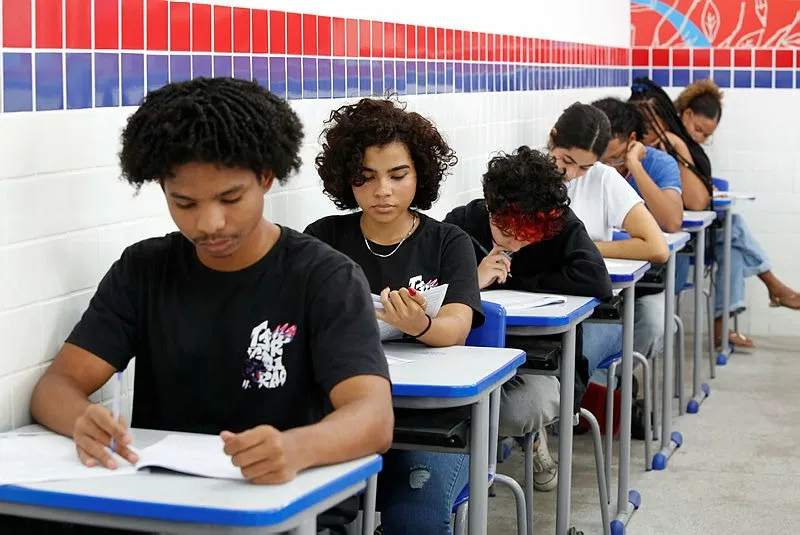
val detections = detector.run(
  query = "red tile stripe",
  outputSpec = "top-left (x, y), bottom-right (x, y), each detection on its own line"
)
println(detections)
top-left (631, 47), bottom-right (795, 70)
top-left (2, 0), bottom-right (630, 66)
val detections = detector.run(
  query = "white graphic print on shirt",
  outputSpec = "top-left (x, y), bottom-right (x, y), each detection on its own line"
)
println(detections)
top-left (241, 320), bottom-right (297, 390)
top-left (408, 275), bottom-right (439, 292)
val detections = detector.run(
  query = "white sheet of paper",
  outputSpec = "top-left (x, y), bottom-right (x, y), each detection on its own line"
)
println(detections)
top-left (385, 354), bottom-right (413, 366)
top-left (134, 434), bottom-right (244, 480)
top-left (481, 290), bottom-right (566, 311)
top-left (604, 259), bottom-right (639, 271)
top-left (713, 191), bottom-right (756, 200)
top-left (373, 284), bottom-right (449, 341)
top-left (0, 433), bottom-right (135, 486)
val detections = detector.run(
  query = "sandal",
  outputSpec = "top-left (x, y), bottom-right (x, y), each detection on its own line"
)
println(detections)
top-left (715, 331), bottom-right (754, 349)
top-left (769, 291), bottom-right (800, 310)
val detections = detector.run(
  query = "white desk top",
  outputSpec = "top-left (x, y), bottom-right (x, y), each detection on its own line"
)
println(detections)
top-left (385, 343), bottom-right (526, 398)
top-left (664, 231), bottom-right (691, 251)
top-left (681, 210), bottom-right (716, 230)
top-left (480, 290), bottom-right (599, 327)
top-left (604, 258), bottom-right (651, 285)
top-left (0, 428), bottom-right (381, 528)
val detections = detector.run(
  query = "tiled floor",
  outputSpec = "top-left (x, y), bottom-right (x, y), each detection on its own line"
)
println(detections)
top-left (487, 336), bottom-right (800, 534)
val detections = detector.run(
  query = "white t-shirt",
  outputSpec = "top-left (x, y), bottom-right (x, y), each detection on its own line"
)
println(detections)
top-left (565, 163), bottom-right (644, 242)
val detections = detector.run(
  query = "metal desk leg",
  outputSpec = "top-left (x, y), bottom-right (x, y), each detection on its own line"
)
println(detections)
top-left (468, 395), bottom-right (490, 535)
top-left (290, 519), bottom-right (317, 535)
top-left (611, 285), bottom-right (641, 533)
top-left (717, 207), bottom-right (733, 366)
top-left (556, 326), bottom-right (576, 535)
top-left (688, 228), bottom-right (711, 413)
top-left (361, 474), bottom-right (378, 535)
top-left (652, 250), bottom-right (683, 470)
top-left (488, 388), bottom-right (501, 478)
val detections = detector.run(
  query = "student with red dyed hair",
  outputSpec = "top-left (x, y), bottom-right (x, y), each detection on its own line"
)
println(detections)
top-left (444, 146), bottom-right (612, 491)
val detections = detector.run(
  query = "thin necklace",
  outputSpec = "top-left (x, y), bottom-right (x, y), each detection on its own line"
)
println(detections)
top-left (362, 213), bottom-right (418, 258)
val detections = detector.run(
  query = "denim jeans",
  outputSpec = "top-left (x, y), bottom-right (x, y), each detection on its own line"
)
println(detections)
top-left (377, 449), bottom-right (469, 535)
top-left (585, 292), bottom-right (665, 385)
top-left (714, 213), bottom-right (771, 318)
top-left (583, 322), bottom-right (623, 385)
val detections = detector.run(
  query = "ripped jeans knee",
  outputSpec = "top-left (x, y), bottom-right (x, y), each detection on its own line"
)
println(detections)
top-left (377, 450), bottom-right (469, 535)
top-left (408, 465), bottom-right (432, 489)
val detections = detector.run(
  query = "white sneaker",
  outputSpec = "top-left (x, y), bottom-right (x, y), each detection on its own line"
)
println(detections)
top-left (532, 429), bottom-right (558, 492)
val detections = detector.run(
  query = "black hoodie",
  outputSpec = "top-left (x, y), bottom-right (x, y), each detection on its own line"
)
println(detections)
top-left (444, 199), bottom-right (613, 408)
top-left (443, 199), bottom-right (612, 299)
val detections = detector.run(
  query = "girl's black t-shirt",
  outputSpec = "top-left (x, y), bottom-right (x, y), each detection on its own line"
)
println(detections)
top-left (305, 211), bottom-right (485, 329)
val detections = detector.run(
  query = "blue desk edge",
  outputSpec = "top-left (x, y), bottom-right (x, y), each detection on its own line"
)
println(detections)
top-left (0, 455), bottom-right (383, 527)
top-left (609, 261), bottom-right (651, 283)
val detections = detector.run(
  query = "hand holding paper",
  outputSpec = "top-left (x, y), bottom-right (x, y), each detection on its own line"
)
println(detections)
top-left (373, 284), bottom-right (449, 340)
top-left (375, 287), bottom-right (429, 337)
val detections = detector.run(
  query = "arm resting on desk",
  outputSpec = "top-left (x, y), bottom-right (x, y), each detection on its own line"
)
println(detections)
top-left (31, 343), bottom-right (117, 438)
top-left (30, 344), bottom-right (138, 468)
top-left (416, 303), bottom-right (473, 347)
top-left (285, 375), bottom-right (394, 468)
top-left (595, 203), bottom-right (669, 263)
top-left (223, 375), bottom-right (394, 484)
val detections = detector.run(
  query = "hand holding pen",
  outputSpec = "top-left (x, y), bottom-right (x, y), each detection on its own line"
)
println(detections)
top-left (72, 372), bottom-right (138, 469)
top-left (476, 243), bottom-right (513, 289)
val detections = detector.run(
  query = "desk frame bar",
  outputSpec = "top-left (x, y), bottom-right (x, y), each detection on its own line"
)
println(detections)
top-left (656, 247), bottom-right (680, 465)
top-left (690, 227), bottom-right (709, 408)
top-left (615, 284), bottom-right (636, 524)
top-left (468, 395), bottom-right (490, 535)
top-left (719, 207), bottom-right (733, 365)
top-left (555, 326), bottom-right (577, 534)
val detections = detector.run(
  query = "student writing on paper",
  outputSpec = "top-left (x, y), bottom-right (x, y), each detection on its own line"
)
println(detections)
top-left (26, 78), bottom-right (393, 534)
top-left (550, 102), bottom-right (670, 436)
top-left (304, 96), bottom-right (484, 535)
top-left (444, 146), bottom-right (613, 492)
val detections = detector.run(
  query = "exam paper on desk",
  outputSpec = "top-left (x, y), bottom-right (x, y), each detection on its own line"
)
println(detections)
top-left (480, 290), bottom-right (566, 312)
top-left (0, 432), bottom-right (244, 486)
top-left (0, 433), bottom-right (136, 486)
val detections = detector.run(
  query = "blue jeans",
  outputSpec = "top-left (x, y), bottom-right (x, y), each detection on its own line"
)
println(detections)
top-left (714, 213), bottom-right (771, 318)
top-left (584, 322), bottom-right (623, 384)
top-left (377, 449), bottom-right (469, 535)
top-left (586, 291), bottom-right (666, 385)
top-left (675, 254), bottom-right (691, 294)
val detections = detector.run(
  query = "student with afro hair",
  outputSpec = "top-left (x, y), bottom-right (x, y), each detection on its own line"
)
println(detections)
top-left (25, 77), bottom-right (393, 534)
top-left (306, 96), bottom-right (484, 535)
top-left (444, 146), bottom-right (612, 493)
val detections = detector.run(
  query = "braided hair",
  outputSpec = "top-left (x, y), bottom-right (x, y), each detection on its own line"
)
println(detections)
top-left (630, 77), bottom-right (718, 267)
top-left (120, 77), bottom-right (304, 188)
top-left (628, 77), bottom-right (713, 196)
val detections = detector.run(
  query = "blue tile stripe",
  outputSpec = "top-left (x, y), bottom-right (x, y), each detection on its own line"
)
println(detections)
top-left (630, 67), bottom-right (797, 89)
top-left (1, 51), bottom-right (631, 113)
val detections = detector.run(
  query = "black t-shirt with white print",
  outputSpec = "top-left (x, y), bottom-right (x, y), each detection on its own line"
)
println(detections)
top-left (304, 212), bottom-right (485, 329)
top-left (66, 227), bottom-right (390, 435)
